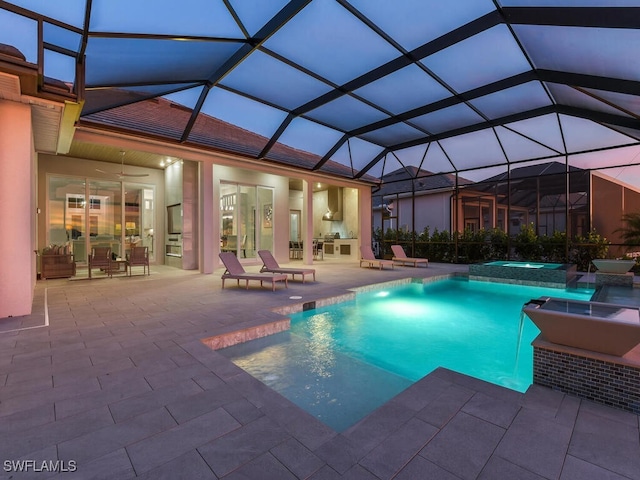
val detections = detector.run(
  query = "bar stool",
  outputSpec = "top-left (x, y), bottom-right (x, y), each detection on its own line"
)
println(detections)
top-left (313, 239), bottom-right (323, 260)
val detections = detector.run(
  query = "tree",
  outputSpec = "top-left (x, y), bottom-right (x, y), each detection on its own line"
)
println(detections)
top-left (514, 223), bottom-right (541, 261)
top-left (616, 212), bottom-right (640, 246)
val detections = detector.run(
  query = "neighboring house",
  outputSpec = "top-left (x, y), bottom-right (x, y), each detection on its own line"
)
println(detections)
top-left (372, 166), bottom-right (475, 234)
top-left (374, 162), bottom-right (640, 256)
top-left (470, 162), bottom-right (591, 237)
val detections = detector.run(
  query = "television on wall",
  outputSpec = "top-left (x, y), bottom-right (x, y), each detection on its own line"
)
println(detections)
top-left (167, 204), bottom-right (182, 234)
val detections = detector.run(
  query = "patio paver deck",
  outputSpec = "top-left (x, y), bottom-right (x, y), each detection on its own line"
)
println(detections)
top-left (1, 260), bottom-right (638, 479)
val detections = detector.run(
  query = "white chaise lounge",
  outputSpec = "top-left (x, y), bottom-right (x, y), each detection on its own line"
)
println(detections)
top-left (258, 250), bottom-right (316, 283)
top-left (219, 252), bottom-right (288, 291)
top-left (359, 245), bottom-right (394, 270)
top-left (391, 244), bottom-right (428, 267)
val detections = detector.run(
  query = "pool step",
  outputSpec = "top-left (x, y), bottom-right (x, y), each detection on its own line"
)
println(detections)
top-left (201, 318), bottom-right (290, 350)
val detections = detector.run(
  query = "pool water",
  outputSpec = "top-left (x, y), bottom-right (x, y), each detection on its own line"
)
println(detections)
top-left (486, 260), bottom-right (564, 269)
top-left (219, 278), bottom-right (593, 431)
top-left (593, 284), bottom-right (640, 307)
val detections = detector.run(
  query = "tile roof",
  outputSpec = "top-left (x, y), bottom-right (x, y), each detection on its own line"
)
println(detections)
top-left (375, 165), bottom-right (473, 197)
top-left (479, 161), bottom-right (585, 183)
top-left (80, 96), bottom-right (369, 181)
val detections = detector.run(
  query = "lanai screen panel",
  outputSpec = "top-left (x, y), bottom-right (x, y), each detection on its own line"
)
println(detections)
top-left (2, 0), bottom-right (640, 181)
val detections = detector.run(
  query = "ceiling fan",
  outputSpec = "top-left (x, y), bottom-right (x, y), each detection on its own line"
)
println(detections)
top-left (96, 151), bottom-right (149, 178)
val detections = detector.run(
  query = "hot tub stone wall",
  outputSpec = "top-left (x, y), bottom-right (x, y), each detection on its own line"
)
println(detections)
top-left (469, 263), bottom-right (576, 288)
top-left (595, 271), bottom-right (634, 287)
top-left (533, 344), bottom-right (640, 414)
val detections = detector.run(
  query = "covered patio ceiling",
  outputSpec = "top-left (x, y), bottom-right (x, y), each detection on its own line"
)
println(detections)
top-left (3, 1), bottom-right (640, 182)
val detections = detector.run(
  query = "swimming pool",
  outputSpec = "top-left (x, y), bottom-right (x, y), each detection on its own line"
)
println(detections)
top-left (219, 277), bottom-right (593, 431)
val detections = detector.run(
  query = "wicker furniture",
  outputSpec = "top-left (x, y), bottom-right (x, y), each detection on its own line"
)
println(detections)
top-left (40, 245), bottom-right (76, 279)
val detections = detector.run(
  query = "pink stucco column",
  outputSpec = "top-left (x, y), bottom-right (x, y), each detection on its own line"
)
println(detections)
top-left (359, 185), bottom-right (372, 252)
top-left (0, 100), bottom-right (35, 318)
top-left (200, 161), bottom-right (214, 274)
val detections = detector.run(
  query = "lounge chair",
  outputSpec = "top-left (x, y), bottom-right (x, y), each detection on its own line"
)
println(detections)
top-left (391, 245), bottom-right (428, 267)
top-left (359, 245), bottom-right (394, 270)
top-left (258, 250), bottom-right (316, 283)
top-left (219, 252), bottom-right (288, 291)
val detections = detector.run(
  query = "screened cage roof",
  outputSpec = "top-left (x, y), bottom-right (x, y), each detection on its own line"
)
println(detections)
top-left (3, 1), bottom-right (640, 182)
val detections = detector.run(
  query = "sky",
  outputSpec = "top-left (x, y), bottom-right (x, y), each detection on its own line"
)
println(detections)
top-left (2, 0), bottom-right (640, 189)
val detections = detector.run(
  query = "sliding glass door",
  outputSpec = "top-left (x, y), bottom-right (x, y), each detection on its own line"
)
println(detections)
top-left (220, 183), bottom-right (273, 259)
top-left (257, 186), bottom-right (274, 252)
top-left (124, 184), bottom-right (155, 255)
top-left (47, 175), bottom-right (155, 264)
top-left (86, 180), bottom-right (122, 260)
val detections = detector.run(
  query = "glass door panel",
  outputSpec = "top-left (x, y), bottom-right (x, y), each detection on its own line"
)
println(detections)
top-left (220, 183), bottom-right (274, 259)
top-left (239, 185), bottom-right (256, 259)
top-left (258, 186), bottom-right (274, 252)
top-left (123, 183), bottom-right (155, 259)
top-left (142, 187), bottom-right (155, 257)
top-left (220, 183), bottom-right (237, 255)
top-left (48, 175), bottom-right (85, 258)
top-left (290, 211), bottom-right (300, 243)
top-left (88, 180), bottom-right (122, 259)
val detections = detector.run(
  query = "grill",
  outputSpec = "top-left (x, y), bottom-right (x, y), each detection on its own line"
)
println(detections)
top-left (324, 232), bottom-right (340, 243)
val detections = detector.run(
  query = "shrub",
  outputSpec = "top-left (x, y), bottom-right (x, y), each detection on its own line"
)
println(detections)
top-left (514, 223), bottom-right (542, 261)
top-left (487, 228), bottom-right (509, 260)
top-left (372, 224), bottom-right (608, 268)
top-left (456, 228), bottom-right (489, 263)
top-left (570, 230), bottom-right (609, 271)
top-left (430, 228), bottom-right (453, 262)
top-left (616, 212), bottom-right (640, 246)
top-left (540, 231), bottom-right (567, 263)
top-left (377, 227), bottom-right (416, 258)
top-left (413, 226), bottom-right (430, 258)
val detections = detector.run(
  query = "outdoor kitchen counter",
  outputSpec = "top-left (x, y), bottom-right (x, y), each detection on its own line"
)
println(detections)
top-left (323, 238), bottom-right (359, 261)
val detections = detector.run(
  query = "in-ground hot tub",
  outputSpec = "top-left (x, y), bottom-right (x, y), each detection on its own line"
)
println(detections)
top-left (469, 261), bottom-right (577, 288)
